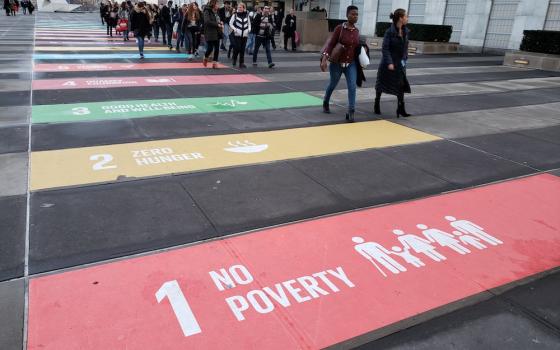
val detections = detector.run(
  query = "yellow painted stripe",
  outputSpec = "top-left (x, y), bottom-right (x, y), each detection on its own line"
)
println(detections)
top-left (34, 46), bottom-right (172, 51)
top-left (30, 121), bottom-right (440, 191)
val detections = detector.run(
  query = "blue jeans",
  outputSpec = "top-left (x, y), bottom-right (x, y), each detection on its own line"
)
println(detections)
top-left (253, 36), bottom-right (272, 64)
top-left (136, 35), bottom-right (145, 55)
top-left (246, 33), bottom-right (255, 53)
top-left (222, 23), bottom-right (230, 47)
top-left (324, 61), bottom-right (357, 111)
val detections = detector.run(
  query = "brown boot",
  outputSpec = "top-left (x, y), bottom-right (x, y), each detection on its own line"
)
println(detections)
top-left (203, 57), bottom-right (208, 67)
top-left (212, 61), bottom-right (218, 69)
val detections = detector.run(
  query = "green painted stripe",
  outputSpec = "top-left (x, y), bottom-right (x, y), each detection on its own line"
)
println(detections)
top-left (32, 92), bottom-right (323, 124)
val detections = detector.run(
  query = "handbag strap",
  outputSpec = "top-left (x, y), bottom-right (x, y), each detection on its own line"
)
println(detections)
top-left (337, 24), bottom-right (344, 45)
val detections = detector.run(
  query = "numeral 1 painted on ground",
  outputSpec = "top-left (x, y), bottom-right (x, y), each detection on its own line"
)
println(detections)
top-left (155, 280), bottom-right (202, 337)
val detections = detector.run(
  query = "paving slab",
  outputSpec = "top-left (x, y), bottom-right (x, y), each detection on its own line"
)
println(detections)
top-left (0, 77), bottom-right (31, 92)
top-left (31, 106), bottom-right (366, 151)
top-left (358, 296), bottom-right (560, 350)
top-left (455, 132), bottom-right (560, 171)
top-left (290, 149), bottom-right (454, 207)
top-left (0, 152), bottom-right (28, 197)
top-left (0, 279), bottom-right (24, 350)
top-left (516, 125), bottom-right (560, 146)
top-left (378, 140), bottom-right (535, 187)
top-left (394, 103), bottom-right (560, 139)
top-left (32, 119), bottom-right (144, 151)
top-left (0, 90), bottom-right (30, 107)
top-left (0, 126), bottom-right (28, 155)
top-left (29, 178), bottom-right (215, 274)
top-left (181, 162), bottom-right (349, 234)
top-left (0, 106), bottom-right (30, 128)
top-left (356, 87), bottom-right (560, 120)
top-left (502, 272), bottom-right (560, 330)
top-left (0, 195), bottom-right (26, 281)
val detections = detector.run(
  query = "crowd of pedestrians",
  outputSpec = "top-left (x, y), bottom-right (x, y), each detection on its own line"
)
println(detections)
top-left (99, 1), bottom-right (412, 122)
top-left (4, 0), bottom-right (34, 16)
top-left (100, 0), bottom-right (297, 69)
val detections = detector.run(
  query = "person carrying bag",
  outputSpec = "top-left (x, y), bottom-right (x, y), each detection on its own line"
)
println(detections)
top-left (320, 5), bottom-right (360, 122)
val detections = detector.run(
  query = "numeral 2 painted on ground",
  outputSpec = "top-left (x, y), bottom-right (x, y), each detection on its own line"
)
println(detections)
top-left (90, 154), bottom-right (117, 170)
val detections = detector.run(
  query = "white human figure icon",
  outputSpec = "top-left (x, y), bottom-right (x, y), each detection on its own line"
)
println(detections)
top-left (452, 231), bottom-right (487, 250)
top-left (417, 224), bottom-right (471, 255)
top-left (352, 237), bottom-right (407, 277)
top-left (445, 216), bottom-right (503, 246)
top-left (391, 246), bottom-right (425, 268)
top-left (393, 229), bottom-right (446, 262)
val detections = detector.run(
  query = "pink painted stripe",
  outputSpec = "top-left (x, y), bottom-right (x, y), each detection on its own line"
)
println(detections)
top-left (34, 62), bottom-right (227, 72)
top-left (32, 74), bottom-right (268, 90)
top-left (35, 37), bottom-right (132, 41)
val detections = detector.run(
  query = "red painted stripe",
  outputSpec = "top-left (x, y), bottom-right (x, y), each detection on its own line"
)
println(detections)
top-left (32, 74), bottom-right (267, 90)
top-left (33, 62), bottom-right (227, 72)
top-left (27, 174), bottom-right (560, 349)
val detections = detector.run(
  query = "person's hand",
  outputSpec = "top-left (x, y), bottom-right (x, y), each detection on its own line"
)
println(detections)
top-left (388, 64), bottom-right (395, 71)
top-left (320, 56), bottom-right (328, 72)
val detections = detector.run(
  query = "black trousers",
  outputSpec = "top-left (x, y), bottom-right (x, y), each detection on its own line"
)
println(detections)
top-left (205, 40), bottom-right (220, 62)
top-left (232, 36), bottom-right (247, 64)
top-left (284, 31), bottom-right (295, 50)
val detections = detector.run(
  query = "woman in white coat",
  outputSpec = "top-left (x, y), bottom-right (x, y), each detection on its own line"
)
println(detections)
top-left (229, 2), bottom-right (251, 68)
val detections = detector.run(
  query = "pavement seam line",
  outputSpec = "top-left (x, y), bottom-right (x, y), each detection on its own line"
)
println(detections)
top-left (22, 12), bottom-right (37, 350)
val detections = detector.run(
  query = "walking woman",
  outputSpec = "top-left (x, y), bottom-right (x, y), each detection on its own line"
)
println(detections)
top-left (151, 4), bottom-right (160, 42)
top-left (320, 5), bottom-right (360, 122)
top-left (203, 0), bottom-right (223, 69)
top-left (230, 2), bottom-right (250, 68)
top-left (107, 3), bottom-right (119, 37)
top-left (184, 2), bottom-right (202, 57)
top-left (118, 1), bottom-right (130, 41)
top-left (375, 8), bottom-right (411, 118)
top-left (130, 1), bottom-right (151, 59)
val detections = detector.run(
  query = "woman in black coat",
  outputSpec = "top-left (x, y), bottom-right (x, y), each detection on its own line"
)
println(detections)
top-left (375, 8), bottom-right (411, 118)
top-left (130, 2), bottom-right (152, 59)
top-left (203, 0), bottom-right (223, 69)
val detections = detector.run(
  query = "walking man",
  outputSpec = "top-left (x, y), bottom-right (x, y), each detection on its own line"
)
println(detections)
top-left (252, 5), bottom-right (275, 68)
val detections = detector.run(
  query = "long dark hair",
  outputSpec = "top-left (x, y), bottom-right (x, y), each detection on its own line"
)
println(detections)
top-left (390, 8), bottom-right (406, 25)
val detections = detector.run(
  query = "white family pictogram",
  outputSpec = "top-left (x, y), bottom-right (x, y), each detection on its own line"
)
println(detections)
top-left (224, 140), bottom-right (268, 154)
top-left (353, 216), bottom-right (503, 277)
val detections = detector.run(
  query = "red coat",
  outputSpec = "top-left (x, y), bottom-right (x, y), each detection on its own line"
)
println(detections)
top-left (322, 23), bottom-right (360, 64)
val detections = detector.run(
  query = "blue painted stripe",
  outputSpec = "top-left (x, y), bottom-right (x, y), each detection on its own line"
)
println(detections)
top-left (34, 53), bottom-right (192, 60)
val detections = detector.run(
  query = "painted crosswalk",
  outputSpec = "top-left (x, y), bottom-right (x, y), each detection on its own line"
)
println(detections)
top-left (1, 11), bottom-right (558, 350)
top-left (32, 92), bottom-right (322, 123)
top-left (30, 121), bottom-right (439, 190)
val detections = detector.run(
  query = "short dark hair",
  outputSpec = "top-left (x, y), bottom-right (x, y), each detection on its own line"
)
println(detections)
top-left (224, 1), bottom-right (230, 4)
top-left (346, 5), bottom-right (358, 15)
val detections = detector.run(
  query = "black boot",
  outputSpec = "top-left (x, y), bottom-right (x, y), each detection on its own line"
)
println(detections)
top-left (323, 101), bottom-right (330, 114)
top-left (346, 109), bottom-right (355, 123)
top-left (396, 101), bottom-right (411, 118)
top-left (374, 97), bottom-right (381, 115)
